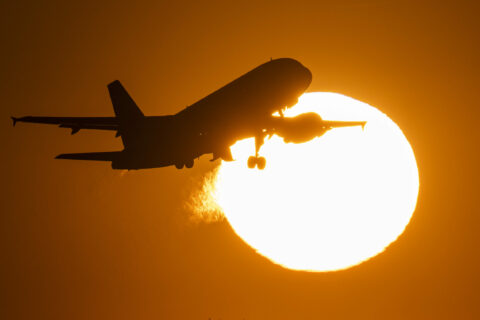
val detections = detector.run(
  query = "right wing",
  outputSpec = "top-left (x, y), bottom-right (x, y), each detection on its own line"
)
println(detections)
top-left (322, 120), bottom-right (367, 130)
top-left (11, 116), bottom-right (118, 134)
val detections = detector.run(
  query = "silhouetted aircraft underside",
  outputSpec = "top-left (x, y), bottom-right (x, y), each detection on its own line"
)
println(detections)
top-left (12, 58), bottom-right (365, 170)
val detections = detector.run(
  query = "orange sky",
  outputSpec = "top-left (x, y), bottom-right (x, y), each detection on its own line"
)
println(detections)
top-left (1, 0), bottom-right (479, 318)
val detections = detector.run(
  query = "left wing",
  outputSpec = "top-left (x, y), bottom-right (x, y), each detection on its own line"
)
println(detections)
top-left (11, 116), bottom-right (118, 134)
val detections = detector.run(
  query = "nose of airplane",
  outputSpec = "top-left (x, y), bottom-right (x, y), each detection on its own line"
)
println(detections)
top-left (303, 66), bottom-right (312, 89)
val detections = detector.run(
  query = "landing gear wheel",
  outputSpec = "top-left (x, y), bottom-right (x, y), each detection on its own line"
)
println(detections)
top-left (247, 156), bottom-right (256, 169)
top-left (185, 159), bottom-right (194, 169)
top-left (247, 156), bottom-right (266, 169)
top-left (257, 157), bottom-right (266, 170)
top-left (175, 163), bottom-right (184, 169)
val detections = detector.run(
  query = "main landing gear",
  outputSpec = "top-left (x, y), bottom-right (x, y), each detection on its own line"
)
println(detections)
top-left (246, 107), bottom-right (288, 170)
top-left (247, 155), bottom-right (266, 170)
top-left (175, 158), bottom-right (194, 169)
top-left (247, 132), bottom-right (267, 170)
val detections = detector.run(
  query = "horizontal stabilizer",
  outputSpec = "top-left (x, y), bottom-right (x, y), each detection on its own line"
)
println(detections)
top-left (55, 151), bottom-right (122, 161)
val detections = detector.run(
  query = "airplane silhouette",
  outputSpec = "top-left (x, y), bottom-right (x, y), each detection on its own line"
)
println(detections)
top-left (12, 58), bottom-right (365, 170)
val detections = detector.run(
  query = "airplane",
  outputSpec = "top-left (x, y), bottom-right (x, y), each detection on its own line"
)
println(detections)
top-left (11, 58), bottom-right (366, 170)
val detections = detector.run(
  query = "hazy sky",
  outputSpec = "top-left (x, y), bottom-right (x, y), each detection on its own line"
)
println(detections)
top-left (1, 0), bottom-right (479, 318)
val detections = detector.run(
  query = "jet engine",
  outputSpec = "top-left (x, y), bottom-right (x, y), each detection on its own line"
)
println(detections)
top-left (272, 112), bottom-right (328, 144)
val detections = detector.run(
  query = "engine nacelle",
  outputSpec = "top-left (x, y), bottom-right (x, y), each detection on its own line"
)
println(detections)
top-left (273, 112), bottom-right (327, 144)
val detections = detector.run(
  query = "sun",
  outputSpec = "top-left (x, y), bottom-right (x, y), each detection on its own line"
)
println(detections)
top-left (202, 92), bottom-right (419, 272)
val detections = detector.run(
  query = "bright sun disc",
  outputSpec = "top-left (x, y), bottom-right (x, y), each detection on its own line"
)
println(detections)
top-left (208, 93), bottom-right (419, 272)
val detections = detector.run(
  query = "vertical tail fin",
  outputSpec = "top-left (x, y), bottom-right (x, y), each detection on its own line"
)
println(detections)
top-left (108, 80), bottom-right (144, 120)
top-left (107, 80), bottom-right (144, 149)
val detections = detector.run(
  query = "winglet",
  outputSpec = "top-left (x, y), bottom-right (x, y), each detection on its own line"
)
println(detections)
top-left (361, 122), bottom-right (367, 130)
top-left (11, 117), bottom-right (17, 127)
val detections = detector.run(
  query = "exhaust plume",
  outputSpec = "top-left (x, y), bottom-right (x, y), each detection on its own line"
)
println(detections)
top-left (186, 166), bottom-right (225, 223)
